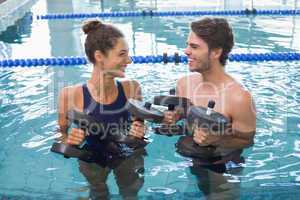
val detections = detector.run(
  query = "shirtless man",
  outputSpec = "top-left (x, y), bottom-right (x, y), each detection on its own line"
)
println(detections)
top-left (165, 17), bottom-right (256, 161)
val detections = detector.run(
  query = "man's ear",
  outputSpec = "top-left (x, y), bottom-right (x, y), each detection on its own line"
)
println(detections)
top-left (211, 48), bottom-right (223, 60)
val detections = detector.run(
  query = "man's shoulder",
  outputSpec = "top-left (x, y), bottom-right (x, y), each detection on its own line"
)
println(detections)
top-left (177, 72), bottom-right (202, 86)
top-left (226, 81), bottom-right (254, 108)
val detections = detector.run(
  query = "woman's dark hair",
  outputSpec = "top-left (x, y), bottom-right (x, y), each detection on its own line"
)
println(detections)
top-left (191, 17), bottom-right (234, 66)
top-left (82, 20), bottom-right (124, 63)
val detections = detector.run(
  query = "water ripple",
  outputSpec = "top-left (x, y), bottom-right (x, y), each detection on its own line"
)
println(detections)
top-left (22, 133), bottom-right (57, 149)
top-left (147, 160), bottom-right (191, 177)
top-left (147, 187), bottom-right (177, 195)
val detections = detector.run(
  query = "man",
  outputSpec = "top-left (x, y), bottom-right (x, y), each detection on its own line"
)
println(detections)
top-left (164, 17), bottom-right (256, 199)
top-left (165, 17), bottom-right (256, 154)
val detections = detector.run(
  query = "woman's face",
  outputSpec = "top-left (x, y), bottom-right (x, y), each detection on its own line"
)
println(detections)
top-left (96, 37), bottom-right (132, 78)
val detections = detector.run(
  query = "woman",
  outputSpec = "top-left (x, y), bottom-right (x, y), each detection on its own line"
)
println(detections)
top-left (57, 20), bottom-right (146, 200)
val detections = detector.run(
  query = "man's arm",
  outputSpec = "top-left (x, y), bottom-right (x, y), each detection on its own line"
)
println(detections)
top-left (216, 90), bottom-right (256, 148)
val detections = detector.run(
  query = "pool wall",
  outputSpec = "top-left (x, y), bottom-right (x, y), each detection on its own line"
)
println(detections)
top-left (0, 0), bottom-right (36, 33)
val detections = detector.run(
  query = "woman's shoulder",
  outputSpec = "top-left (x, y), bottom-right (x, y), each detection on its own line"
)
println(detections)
top-left (119, 79), bottom-right (141, 99)
top-left (119, 79), bottom-right (140, 86)
top-left (59, 84), bottom-right (83, 97)
top-left (58, 84), bottom-right (84, 110)
top-left (57, 84), bottom-right (85, 120)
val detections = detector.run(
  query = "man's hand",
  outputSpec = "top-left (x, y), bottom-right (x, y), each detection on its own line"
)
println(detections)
top-left (193, 128), bottom-right (220, 146)
top-left (129, 121), bottom-right (146, 139)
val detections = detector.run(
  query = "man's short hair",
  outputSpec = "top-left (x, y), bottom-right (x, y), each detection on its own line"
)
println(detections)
top-left (191, 17), bottom-right (234, 66)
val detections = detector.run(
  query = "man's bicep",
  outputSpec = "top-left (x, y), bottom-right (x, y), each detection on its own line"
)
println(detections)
top-left (232, 109), bottom-right (256, 133)
top-left (231, 92), bottom-right (256, 140)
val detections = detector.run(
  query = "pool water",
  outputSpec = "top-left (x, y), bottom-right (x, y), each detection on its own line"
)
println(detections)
top-left (1, 0), bottom-right (300, 199)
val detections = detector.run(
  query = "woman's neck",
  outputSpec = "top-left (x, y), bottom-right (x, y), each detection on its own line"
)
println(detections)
top-left (88, 67), bottom-right (117, 101)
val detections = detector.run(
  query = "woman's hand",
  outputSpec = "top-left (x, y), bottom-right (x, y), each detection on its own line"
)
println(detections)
top-left (163, 110), bottom-right (177, 125)
top-left (129, 121), bottom-right (146, 139)
top-left (66, 128), bottom-right (85, 145)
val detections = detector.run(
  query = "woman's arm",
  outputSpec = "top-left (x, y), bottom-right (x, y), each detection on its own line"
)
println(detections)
top-left (123, 80), bottom-right (142, 100)
top-left (57, 87), bottom-right (70, 141)
top-left (123, 80), bottom-right (146, 139)
top-left (57, 86), bottom-right (85, 145)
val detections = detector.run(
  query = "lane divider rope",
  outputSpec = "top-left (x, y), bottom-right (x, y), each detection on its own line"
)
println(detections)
top-left (1, 52), bottom-right (300, 67)
top-left (35, 9), bottom-right (300, 20)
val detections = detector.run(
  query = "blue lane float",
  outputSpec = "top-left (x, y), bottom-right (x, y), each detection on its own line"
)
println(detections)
top-left (0, 53), bottom-right (300, 67)
top-left (35, 9), bottom-right (300, 20)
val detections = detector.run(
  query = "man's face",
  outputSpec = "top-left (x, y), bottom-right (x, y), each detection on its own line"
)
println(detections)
top-left (184, 31), bottom-right (211, 73)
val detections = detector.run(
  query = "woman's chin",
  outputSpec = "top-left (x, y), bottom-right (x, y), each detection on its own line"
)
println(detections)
top-left (114, 71), bottom-right (126, 78)
top-left (105, 71), bottom-right (126, 78)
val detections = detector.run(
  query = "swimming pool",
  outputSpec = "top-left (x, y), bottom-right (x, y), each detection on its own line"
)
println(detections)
top-left (1, 0), bottom-right (300, 199)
